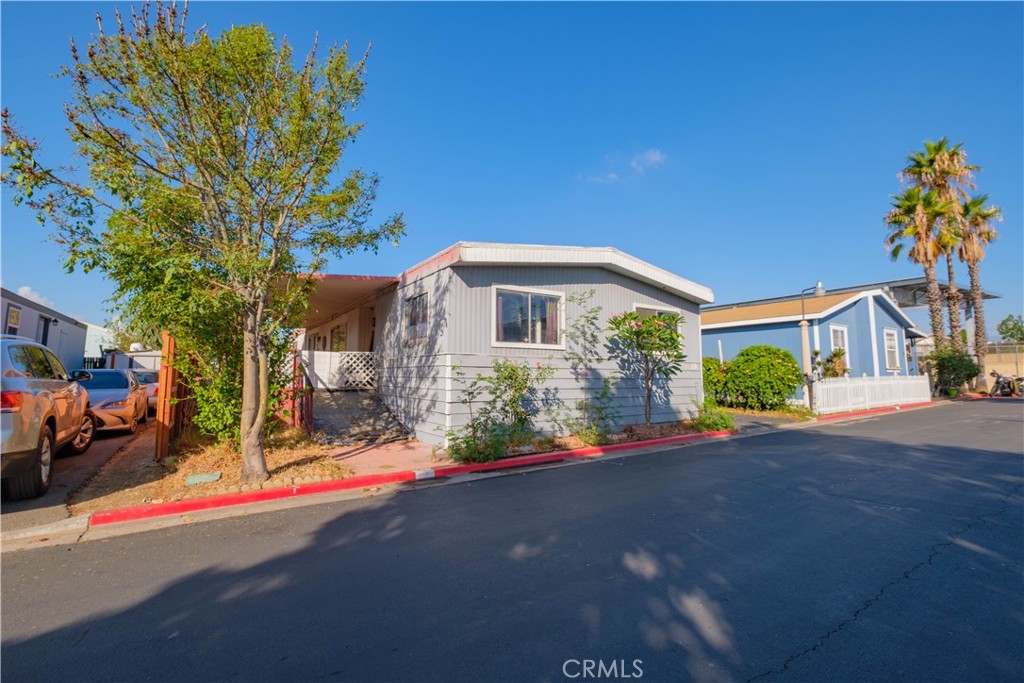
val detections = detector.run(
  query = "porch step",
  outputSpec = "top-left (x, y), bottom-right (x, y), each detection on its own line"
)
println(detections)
top-left (312, 390), bottom-right (413, 446)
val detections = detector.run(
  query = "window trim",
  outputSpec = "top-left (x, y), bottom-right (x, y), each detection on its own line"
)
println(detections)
top-left (491, 284), bottom-right (566, 350)
top-left (632, 302), bottom-right (682, 317)
top-left (883, 327), bottom-right (901, 371)
top-left (405, 292), bottom-right (429, 345)
top-left (829, 323), bottom-right (850, 371)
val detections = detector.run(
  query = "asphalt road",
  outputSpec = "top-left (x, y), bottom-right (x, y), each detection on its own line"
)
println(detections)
top-left (2, 401), bottom-right (1022, 683)
top-left (0, 425), bottom-right (143, 532)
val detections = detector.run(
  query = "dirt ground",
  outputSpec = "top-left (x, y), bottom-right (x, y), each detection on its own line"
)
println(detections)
top-left (69, 428), bottom-right (353, 516)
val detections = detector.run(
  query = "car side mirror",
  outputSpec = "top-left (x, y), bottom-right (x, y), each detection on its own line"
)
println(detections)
top-left (71, 370), bottom-right (93, 382)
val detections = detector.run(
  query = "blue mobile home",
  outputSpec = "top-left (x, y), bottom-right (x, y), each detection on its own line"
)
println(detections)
top-left (702, 288), bottom-right (926, 399)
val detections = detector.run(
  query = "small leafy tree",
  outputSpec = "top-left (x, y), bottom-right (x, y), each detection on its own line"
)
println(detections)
top-left (724, 345), bottom-right (802, 410)
top-left (996, 315), bottom-right (1024, 343)
top-left (607, 312), bottom-right (685, 425)
top-left (1, 4), bottom-right (403, 484)
top-left (562, 290), bottom-right (618, 444)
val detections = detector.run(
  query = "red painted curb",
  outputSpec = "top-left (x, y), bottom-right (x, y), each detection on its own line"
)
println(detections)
top-left (89, 470), bottom-right (419, 526)
top-left (431, 429), bottom-right (737, 479)
top-left (815, 401), bottom-right (935, 423)
top-left (87, 429), bottom-right (738, 527)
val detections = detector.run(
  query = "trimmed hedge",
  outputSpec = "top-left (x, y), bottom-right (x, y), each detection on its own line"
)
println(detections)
top-left (723, 345), bottom-right (802, 410)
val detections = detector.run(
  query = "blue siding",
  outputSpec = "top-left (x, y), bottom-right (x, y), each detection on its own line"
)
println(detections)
top-left (872, 297), bottom-right (913, 377)
top-left (820, 299), bottom-right (872, 376)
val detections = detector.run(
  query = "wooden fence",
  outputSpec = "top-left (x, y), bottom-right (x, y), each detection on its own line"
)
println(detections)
top-left (154, 332), bottom-right (197, 461)
top-left (282, 350), bottom-right (314, 433)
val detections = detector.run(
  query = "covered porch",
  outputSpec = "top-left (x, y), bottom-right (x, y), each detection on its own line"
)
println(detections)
top-left (300, 274), bottom-right (397, 390)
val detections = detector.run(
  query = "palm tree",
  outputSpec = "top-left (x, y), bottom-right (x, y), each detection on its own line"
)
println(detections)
top-left (885, 187), bottom-right (956, 344)
top-left (900, 138), bottom-right (977, 349)
top-left (960, 194), bottom-right (1002, 387)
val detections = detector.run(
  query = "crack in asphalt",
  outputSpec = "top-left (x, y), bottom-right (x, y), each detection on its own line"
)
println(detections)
top-left (743, 483), bottom-right (1024, 683)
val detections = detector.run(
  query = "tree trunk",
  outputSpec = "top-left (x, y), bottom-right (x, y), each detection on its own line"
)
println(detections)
top-left (240, 307), bottom-right (269, 485)
top-left (967, 259), bottom-right (988, 391)
top-left (923, 263), bottom-right (946, 346)
top-left (944, 253), bottom-right (963, 350)
top-left (644, 358), bottom-right (653, 425)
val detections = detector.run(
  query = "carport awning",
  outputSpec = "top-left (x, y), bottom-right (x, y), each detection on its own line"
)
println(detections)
top-left (304, 274), bottom-right (397, 329)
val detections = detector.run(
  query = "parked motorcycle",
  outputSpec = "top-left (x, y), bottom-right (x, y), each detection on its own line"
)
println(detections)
top-left (988, 371), bottom-right (1021, 397)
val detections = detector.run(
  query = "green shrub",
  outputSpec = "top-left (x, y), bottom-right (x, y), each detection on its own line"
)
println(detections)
top-left (702, 357), bottom-right (728, 405)
top-left (565, 378), bottom-right (619, 446)
top-left (444, 360), bottom-right (552, 463)
top-left (690, 401), bottom-right (735, 432)
top-left (724, 345), bottom-right (803, 410)
top-left (929, 344), bottom-right (979, 393)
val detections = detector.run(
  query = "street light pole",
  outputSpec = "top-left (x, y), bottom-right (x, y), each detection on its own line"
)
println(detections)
top-left (800, 280), bottom-right (826, 410)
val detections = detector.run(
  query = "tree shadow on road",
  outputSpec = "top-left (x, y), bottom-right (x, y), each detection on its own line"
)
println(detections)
top-left (2, 406), bottom-right (1022, 682)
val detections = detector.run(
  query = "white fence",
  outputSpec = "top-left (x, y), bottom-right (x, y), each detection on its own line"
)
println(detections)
top-left (300, 351), bottom-right (376, 390)
top-left (812, 375), bottom-right (931, 415)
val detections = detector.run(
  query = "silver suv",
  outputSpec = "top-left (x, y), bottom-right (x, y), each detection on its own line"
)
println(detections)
top-left (1, 335), bottom-right (96, 500)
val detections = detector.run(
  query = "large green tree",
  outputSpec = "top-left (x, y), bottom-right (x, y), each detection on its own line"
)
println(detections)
top-left (900, 138), bottom-right (977, 350)
top-left (2, 3), bottom-right (403, 483)
top-left (884, 187), bottom-right (955, 345)
top-left (959, 194), bottom-right (1002, 382)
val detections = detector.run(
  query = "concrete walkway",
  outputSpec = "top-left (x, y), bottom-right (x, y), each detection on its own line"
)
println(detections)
top-left (327, 438), bottom-right (441, 477)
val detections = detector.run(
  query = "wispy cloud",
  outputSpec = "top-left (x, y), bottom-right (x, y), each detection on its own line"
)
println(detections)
top-left (580, 147), bottom-right (667, 185)
top-left (630, 148), bottom-right (667, 173)
top-left (16, 286), bottom-right (54, 308)
top-left (584, 172), bottom-right (620, 185)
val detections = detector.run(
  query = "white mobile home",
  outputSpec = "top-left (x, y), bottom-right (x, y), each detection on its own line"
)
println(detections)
top-left (1, 287), bottom-right (88, 373)
top-left (301, 242), bottom-right (714, 446)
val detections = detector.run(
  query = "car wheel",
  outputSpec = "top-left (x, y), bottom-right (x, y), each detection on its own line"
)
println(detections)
top-left (64, 412), bottom-right (97, 456)
top-left (4, 426), bottom-right (54, 500)
top-left (138, 404), bottom-right (147, 424)
top-left (127, 413), bottom-right (138, 434)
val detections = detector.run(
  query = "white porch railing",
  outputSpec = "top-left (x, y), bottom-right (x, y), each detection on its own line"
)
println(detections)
top-left (812, 375), bottom-right (930, 415)
top-left (300, 351), bottom-right (376, 390)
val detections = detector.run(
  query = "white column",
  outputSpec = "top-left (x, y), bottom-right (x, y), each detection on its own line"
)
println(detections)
top-left (868, 296), bottom-right (880, 377)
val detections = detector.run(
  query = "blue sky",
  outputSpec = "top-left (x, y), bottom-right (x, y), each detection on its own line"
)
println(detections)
top-left (2, 2), bottom-right (1022, 334)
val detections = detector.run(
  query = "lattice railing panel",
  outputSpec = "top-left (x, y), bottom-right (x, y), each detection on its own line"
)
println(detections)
top-left (301, 351), bottom-right (376, 390)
